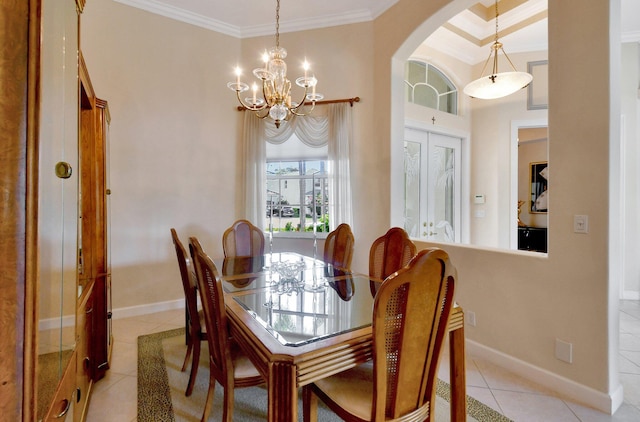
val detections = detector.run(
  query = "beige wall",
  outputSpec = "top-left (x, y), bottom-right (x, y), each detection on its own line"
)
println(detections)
top-left (80, 0), bottom-right (622, 412)
top-left (381, 0), bottom-right (619, 411)
top-left (82, 0), bottom-right (242, 308)
top-left (81, 0), bottom-right (377, 305)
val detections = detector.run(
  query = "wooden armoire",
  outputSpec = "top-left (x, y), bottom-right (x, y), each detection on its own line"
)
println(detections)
top-left (0, 0), bottom-right (112, 420)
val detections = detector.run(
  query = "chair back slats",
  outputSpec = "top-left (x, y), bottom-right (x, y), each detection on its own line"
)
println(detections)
top-left (369, 227), bottom-right (417, 296)
top-left (371, 248), bottom-right (456, 420)
top-left (171, 229), bottom-right (201, 335)
top-left (190, 237), bottom-right (232, 382)
top-left (323, 223), bottom-right (355, 270)
top-left (223, 219), bottom-right (265, 258)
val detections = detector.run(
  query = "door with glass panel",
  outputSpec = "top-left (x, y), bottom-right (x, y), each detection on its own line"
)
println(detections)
top-left (404, 128), bottom-right (461, 242)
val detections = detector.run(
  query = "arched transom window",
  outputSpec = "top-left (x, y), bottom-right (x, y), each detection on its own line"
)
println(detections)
top-left (405, 60), bottom-right (458, 115)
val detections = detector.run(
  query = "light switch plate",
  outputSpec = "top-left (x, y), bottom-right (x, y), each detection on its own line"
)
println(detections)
top-left (574, 215), bottom-right (588, 233)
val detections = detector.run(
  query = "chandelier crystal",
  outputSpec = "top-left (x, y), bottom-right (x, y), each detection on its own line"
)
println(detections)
top-left (463, 0), bottom-right (533, 100)
top-left (227, 0), bottom-right (323, 128)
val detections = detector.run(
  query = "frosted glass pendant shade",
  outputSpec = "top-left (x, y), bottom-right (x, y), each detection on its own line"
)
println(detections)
top-left (462, 1), bottom-right (533, 101)
top-left (463, 71), bottom-right (533, 100)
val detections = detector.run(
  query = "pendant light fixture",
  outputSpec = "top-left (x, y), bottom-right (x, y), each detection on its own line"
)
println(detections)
top-left (463, 0), bottom-right (533, 100)
top-left (227, 0), bottom-right (323, 128)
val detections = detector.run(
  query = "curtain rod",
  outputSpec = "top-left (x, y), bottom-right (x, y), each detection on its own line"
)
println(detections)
top-left (236, 96), bottom-right (360, 111)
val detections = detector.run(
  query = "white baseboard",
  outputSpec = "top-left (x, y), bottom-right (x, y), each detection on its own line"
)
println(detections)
top-left (38, 300), bottom-right (185, 331)
top-left (39, 314), bottom-right (76, 331)
top-left (467, 340), bottom-right (622, 415)
top-left (111, 299), bottom-right (185, 319)
top-left (622, 290), bottom-right (640, 300)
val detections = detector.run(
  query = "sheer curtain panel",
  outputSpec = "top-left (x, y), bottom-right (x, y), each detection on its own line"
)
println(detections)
top-left (242, 103), bottom-right (353, 231)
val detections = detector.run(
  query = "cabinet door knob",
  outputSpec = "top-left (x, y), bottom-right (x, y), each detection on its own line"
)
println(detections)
top-left (53, 398), bottom-right (71, 418)
top-left (55, 161), bottom-right (73, 179)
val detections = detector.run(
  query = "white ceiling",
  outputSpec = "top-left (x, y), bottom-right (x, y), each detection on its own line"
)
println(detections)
top-left (116, 0), bottom-right (640, 63)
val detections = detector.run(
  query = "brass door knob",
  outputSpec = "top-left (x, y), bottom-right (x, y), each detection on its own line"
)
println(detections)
top-left (55, 161), bottom-right (72, 179)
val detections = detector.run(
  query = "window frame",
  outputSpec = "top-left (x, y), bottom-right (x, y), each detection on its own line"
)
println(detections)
top-left (405, 60), bottom-right (458, 115)
top-left (266, 158), bottom-right (330, 239)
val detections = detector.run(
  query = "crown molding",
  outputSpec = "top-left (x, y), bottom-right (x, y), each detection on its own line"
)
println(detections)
top-left (113, 0), bottom-right (398, 39)
top-left (240, 9), bottom-right (376, 38)
top-left (113, 0), bottom-right (240, 36)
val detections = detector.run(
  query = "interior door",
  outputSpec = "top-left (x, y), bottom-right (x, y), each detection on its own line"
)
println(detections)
top-left (404, 128), bottom-right (461, 242)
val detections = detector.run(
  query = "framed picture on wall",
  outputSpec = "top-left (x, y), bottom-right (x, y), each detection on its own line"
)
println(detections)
top-left (527, 60), bottom-right (548, 110)
top-left (530, 161), bottom-right (548, 213)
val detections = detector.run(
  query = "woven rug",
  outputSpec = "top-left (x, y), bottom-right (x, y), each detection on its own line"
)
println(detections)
top-left (37, 349), bottom-right (74, 419)
top-left (137, 328), bottom-right (512, 421)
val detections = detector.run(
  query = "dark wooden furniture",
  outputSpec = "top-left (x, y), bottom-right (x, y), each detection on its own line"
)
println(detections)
top-left (518, 227), bottom-right (547, 252)
top-left (212, 252), bottom-right (467, 422)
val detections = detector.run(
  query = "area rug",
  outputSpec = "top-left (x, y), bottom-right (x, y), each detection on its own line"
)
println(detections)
top-left (138, 328), bottom-right (512, 421)
top-left (37, 349), bottom-right (73, 419)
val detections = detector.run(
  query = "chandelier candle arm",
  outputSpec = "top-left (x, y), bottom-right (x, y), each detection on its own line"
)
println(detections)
top-left (227, 0), bottom-right (323, 128)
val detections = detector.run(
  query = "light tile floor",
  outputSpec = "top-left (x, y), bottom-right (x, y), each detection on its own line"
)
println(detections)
top-left (85, 301), bottom-right (640, 421)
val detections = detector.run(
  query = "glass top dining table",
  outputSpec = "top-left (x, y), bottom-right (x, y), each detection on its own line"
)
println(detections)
top-left (213, 252), bottom-right (374, 347)
top-left (211, 251), bottom-right (466, 422)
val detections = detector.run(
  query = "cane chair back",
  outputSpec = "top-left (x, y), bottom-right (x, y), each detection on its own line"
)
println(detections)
top-left (369, 227), bottom-right (417, 296)
top-left (222, 219), bottom-right (265, 258)
top-left (323, 223), bottom-right (355, 270)
top-left (303, 248), bottom-right (456, 422)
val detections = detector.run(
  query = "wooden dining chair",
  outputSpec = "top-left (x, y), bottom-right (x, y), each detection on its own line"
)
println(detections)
top-left (189, 236), bottom-right (264, 422)
top-left (303, 248), bottom-right (456, 422)
top-left (170, 228), bottom-right (206, 396)
top-left (368, 227), bottom-right (417, 296)
top-left (222, 219), bottom-right (265, 258)
top-left (323, 223), bottom-right (355, 270)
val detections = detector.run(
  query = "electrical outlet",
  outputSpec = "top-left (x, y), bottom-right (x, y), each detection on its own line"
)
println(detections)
top-left (555, 339), bottom-right (573, 363)
top-left (467, 311), bottom-right (476, 327)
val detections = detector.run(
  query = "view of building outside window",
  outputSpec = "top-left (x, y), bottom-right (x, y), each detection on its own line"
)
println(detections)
top-left (266, 160), bottom-right (329, 233)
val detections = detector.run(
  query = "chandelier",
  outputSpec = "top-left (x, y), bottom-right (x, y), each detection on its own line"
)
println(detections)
top-left (463, 0), bottom-right (533, 100)
top-left (227, 0), bottom-right (323, 128)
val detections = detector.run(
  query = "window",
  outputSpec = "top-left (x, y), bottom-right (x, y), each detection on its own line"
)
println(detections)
top-left (266, 135), bottom-right (330, 233)
top-left (405, 60), bottom-right (458, 115)
top-left (242, 103), bottom-right (353, 233)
